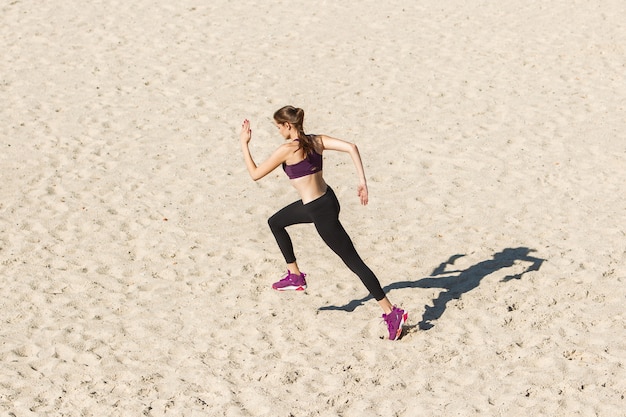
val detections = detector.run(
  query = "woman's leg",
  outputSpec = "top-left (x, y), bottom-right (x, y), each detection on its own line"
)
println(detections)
top-left (305, 189), bottom-right (388, 306)
top-left (268, 200), bottom-right (312, 274)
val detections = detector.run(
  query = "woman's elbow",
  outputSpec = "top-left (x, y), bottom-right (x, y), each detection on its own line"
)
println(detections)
top-left (249, 170), bottom-right (264, 181)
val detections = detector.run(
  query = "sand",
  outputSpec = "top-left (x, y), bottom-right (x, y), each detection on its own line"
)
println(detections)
top-left (1, 0), bottom-right (625, 416)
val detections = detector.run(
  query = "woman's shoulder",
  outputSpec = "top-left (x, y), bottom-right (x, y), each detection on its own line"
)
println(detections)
top-left (276, 140), bottom-right (300, 155)
top-left (316, 134), bottom-right (341, 144)
top-left (307, 134), bottom-right (324, 153)
top-left (316, 135), bottom-right (356, 152)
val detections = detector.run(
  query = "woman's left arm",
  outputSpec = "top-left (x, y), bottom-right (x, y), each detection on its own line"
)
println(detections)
top-left (320, 135), bottom-right (369, 205)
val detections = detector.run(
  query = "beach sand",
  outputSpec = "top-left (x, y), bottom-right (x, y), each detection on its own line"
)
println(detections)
top-left (1, 0), bottom-right (625, 415)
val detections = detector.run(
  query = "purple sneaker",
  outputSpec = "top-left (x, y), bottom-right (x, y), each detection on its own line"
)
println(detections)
top-left (272, 270), bottom-right (307, 291)
top-left (382, 306), bottom-right (408, 340)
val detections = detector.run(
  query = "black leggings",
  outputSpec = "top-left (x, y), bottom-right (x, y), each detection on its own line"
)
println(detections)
top-left (267, 187), bottom-right (386, 301)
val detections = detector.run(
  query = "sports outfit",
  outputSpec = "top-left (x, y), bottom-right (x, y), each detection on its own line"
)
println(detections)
top-left (268, 137), bottom-right (407, 340)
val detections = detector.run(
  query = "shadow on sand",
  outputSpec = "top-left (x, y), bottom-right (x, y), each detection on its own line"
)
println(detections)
top-left (319, 247), bottom-right (545, 331)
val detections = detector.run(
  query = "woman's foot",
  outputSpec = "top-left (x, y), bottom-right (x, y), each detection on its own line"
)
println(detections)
top-left (272, 270), bottom-right (307, 291)
top-left (382, 306), bottom-right (408, 340)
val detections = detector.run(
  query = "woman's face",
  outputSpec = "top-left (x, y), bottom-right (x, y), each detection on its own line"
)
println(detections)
top-left (275, 121), bottom-right (291, 139)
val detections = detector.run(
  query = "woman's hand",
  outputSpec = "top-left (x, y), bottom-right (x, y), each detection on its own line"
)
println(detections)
top-left (240, 119), bottom-right (252, 144)
top-left (358, 183), bottom-right (369, 206)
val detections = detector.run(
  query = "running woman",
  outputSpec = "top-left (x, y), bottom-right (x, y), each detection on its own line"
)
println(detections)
top-left (239, 106), bottom-right (407, 340)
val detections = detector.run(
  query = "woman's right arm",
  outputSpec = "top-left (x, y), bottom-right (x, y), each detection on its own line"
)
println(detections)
top-left (240, 119), bottom-right (290, 181)
top-left (320, 135), bottom-right (369, 205)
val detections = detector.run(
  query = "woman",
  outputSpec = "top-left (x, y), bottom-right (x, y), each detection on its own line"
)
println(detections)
top-left (239, 106), bottom-right (407, 340)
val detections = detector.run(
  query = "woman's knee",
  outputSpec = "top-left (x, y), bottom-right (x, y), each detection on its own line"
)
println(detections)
top-left (268, 215), bottom-right (280, 231)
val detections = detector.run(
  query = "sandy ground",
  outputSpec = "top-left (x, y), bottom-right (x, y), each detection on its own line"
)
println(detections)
top-left (1, 0), bottom-right (625, 416)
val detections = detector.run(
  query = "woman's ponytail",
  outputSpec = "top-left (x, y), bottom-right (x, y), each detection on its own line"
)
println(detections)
top-left (274, 105), bottom-right (316, 156)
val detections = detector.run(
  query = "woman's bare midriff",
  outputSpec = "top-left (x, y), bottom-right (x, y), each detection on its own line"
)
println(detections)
top-left (290, 171), bottom-right (328, 204)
